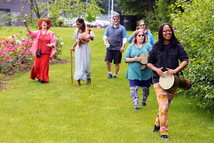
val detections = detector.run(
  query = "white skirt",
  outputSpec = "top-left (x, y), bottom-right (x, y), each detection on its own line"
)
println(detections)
top-left (74, 43), bottom-right (91, 80)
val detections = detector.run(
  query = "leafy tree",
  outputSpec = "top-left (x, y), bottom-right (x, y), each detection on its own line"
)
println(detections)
top-left (153, 0), bottom-right (172, 30)
top-left (0, 0), bottom-right (103, 27)
top-left (24, 0), bottom-right (48, 19)
top-left (0, 0), bottom-right (51, 27)
top-left (145, 0), bottom-right (180, 31)
top-left (116, 0), bottom-right (178, 30)
top-left (171, 0), bottom-right (214, 110)
top-left (0, 0), bottom-right (11, 2)
top-left (116, 0), bottom-right (155, 17)
top-left (97, 0), bottom-right (109, 14)
top-left (48, 0), bottom-right (103, 24)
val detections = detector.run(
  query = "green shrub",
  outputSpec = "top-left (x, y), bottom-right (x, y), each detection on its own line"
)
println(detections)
top-left (53, 35), bottom-right (64, 59)
top-left (146, 0), bottom-right (172, 31)
top-left (171, 0), bottom-right (214, 110)
top-left (0, 32), bottom-right (34, 74)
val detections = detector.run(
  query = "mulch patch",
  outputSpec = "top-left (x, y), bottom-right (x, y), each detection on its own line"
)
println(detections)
top-left (0, 58), bottom-right (68, 92)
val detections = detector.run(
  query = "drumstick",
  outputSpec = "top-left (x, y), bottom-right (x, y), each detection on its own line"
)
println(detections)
top-left (23, 20), bottom-right (31, 34)
top-left (70, 51), bottom-right (74, 85)
top-left (23, 20), bottom-right (29, 29)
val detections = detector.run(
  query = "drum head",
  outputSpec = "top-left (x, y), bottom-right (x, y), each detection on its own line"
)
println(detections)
top-left (140, 53), bottom-right (149, 64)
top-left (159, 73), bottom-right (175, 90)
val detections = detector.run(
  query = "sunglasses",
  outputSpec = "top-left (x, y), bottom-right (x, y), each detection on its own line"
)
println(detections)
top-left (137, 34), bottom-right (144, 37)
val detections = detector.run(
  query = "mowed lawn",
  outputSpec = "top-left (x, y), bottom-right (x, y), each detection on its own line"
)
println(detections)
top-left (0, 26), bottom-right (213, 143)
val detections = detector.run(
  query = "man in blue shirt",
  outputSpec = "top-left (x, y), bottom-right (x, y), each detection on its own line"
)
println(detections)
top-left (103, 14), bottom-right (127, 78)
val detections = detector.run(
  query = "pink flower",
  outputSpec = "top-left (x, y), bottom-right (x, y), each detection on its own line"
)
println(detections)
top-left (0, 59), bottom-right (5, 62)
top-left (22, 52), bottom-right (28, 55)
top-left (27, 49), bottom-right (31, 53)
top-left (5, 56), bottom-right (11, 60)
top-left (14, 45), bottom-right (19, 49)
top-left (0, 50), bottom-right (7, 55)
top-left (21, 42), bottom-right (26, 46)
top-left (28, 49), bottom-right (33, 53)
top-left (30, 35), bottom-right (36, 39)
top-left (9, 46), bottom-right (16, 52)
top-left (0, 51), bottom-right (4, 54)
top-left (25, 42), bottom-right (29, 46)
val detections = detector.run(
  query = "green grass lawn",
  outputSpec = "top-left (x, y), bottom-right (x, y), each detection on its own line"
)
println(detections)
top-left (0, 26), bottom-right (213, 143)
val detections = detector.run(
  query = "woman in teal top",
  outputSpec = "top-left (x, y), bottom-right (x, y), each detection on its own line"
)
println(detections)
top-left (125, 30), bottom-right (152, 110)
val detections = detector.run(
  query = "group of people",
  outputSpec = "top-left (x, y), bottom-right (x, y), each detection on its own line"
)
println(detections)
top-left (26, 14), bottom-right (189, 141)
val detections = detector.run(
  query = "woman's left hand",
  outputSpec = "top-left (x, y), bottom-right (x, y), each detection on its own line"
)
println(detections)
top-left (166, 68), bottom-right (176, 76)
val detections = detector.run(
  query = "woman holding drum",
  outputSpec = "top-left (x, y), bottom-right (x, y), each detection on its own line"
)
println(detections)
top-left (147, 23), bottom-right (189, 140)
top-left (124, 30), bottom-right (152, 110)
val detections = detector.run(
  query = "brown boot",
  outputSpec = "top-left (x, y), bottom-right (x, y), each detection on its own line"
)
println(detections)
top-left (86, 78), bottom-right (91, 85)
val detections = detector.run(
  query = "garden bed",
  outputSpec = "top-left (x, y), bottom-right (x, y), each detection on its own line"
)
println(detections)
top-left (0, 58), bottom-right (68, 92)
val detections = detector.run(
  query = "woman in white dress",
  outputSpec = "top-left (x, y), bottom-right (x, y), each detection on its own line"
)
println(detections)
top-left (70, 18), bottom-right (95, 86)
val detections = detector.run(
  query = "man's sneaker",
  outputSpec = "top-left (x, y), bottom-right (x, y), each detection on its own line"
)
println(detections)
top-left (160, 135), bottom-right (169, 140)
top-left (134, 105), bottom-right (140, 110)
top-left (152, 125), bottom-right (160, 132)
top-left (113, 75), bottom-right (117, 78)
top-left (107, 73), bottom-right (112, 78)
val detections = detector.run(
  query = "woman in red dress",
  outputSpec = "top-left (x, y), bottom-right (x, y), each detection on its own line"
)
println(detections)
top-left (27, 19), bottom-right (56, 83)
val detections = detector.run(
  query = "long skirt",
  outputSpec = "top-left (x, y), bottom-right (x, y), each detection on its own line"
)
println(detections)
top-left (30, 54), bottom-right (50, 83)
top-left (74, 43), bottom-right (91, 80)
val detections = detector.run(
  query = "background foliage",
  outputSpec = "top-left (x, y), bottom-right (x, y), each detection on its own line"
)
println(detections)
top-left (171, 0), bottom-right (214, 110)
top-left (116, 0), bottom-right (176, 31)
top-left (0, 0), bottom-right (103, 28)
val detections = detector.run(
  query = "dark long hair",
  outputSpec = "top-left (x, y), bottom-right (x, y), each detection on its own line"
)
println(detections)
top-left (76, 18), bottom-right (86, 33)
top-left (156, 23), bottom-right (180, 50)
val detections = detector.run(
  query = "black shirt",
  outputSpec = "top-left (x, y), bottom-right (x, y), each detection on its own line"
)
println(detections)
top-left (148, 43), bottom-right (189, 83)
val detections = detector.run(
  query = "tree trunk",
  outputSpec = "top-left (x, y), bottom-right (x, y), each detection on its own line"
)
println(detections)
top-left (147, 0), bottom-right (155, 12)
